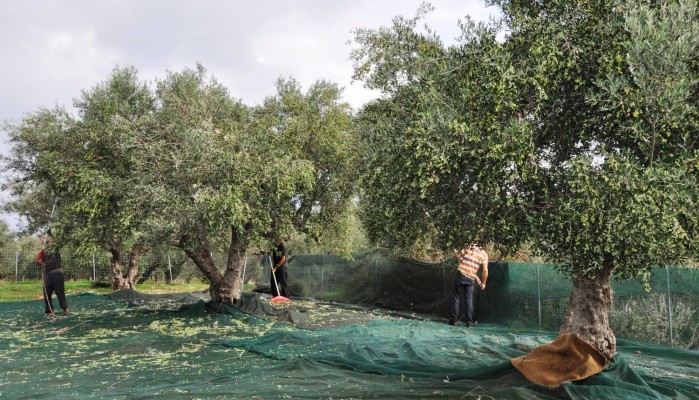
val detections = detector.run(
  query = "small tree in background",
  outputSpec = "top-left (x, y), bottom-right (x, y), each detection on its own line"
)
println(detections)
top-left (2, 66), bottom-right (157, 289)
top-left (0, 220), bottom-right (12, 253)
top-left (2, 107), bottom-right (75, 235)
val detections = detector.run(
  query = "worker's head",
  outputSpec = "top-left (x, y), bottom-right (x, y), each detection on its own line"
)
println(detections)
top-left (39, 228), bottom-right (53, 245)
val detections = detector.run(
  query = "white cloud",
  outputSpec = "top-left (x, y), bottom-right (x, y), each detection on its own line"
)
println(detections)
top-left (40, 29), bottom-right (120, 82)
top-left (0, 27), bottom-right (120, 121)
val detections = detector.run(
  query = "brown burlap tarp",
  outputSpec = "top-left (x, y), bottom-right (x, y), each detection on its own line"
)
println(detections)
top-left (511, 334), bottom-right (610, 387)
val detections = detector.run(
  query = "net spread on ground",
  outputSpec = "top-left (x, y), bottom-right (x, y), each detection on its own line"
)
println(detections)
top-left (1, 250), bottom-right (698, 399)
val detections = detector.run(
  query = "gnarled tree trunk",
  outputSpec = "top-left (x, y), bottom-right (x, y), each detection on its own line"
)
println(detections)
top-left (219, 226), bottom-right (247, 303)
top-left (559, 268), bottom-right (616, 360)
top-left (180, 229), bottom-right (244, 304)
top-left (124, 246), bottom-right (146, 289)
top-left (111, 243), bottom-right (146, 290)
top-left (110, 244), bottom-right (130, 290)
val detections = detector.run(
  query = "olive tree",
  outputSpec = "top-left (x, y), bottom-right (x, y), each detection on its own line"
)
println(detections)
top-left (129, 66), bottom-right (357, 302)
top-left (2, 107), bottom-right (76, 235)
top-left (2, 66), bottom-right (158, 289)
top-left (498, 0), bottom-right (699, 359)
top-left (351, 0), bottom-right (699, 359)
top-left (352, 4), bottom-right (532, 256)
top-left (70, 66), bottom-right (158, 289)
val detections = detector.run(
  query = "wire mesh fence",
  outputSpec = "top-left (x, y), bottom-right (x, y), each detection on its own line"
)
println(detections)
top-left (0, 249), bottom-right (269, 285)
top-left (289, 252), bottom-right (699, 349)
top-left (1, 248), bottom-right (697, 348)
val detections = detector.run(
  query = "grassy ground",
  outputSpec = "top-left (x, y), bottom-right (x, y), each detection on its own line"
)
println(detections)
top-left (0, 280), bottom-right (210, 302)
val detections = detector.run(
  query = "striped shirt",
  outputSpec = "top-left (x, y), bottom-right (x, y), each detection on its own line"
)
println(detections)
top-left (455, 245), bottom-right (488, 284)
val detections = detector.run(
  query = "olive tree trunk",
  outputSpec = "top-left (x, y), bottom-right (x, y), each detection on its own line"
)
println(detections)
top-left (124, 247), bottom-right (147, 289)
top-left (559, 268), bottom-right (616, 360)
top-left (110, 245), bottom-right (129, 290)
top-left (111, 244), bottom-right (145, 290)
top-left (180, 228), bottom-right (245, 304)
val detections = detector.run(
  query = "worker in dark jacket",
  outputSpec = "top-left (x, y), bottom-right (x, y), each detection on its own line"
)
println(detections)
top-left (271, 240), bottom-right (288, 297)
top-left (35, 229), bottom-right (68, 317)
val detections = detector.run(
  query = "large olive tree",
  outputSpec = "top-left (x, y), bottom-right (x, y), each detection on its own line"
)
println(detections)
top-left (351, 0), bottom-right (699, 359)
top-left (129, 66), bottom-right (357, 302)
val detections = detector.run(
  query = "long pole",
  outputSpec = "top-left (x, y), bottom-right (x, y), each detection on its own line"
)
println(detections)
top-left (15, 251), bottom-right (19, 283)
top-left (269, 255), bottom-right (281, 296)
top-left (92, 254), bottom-right (96, 281)
top-left (168, 255), bottom-right (173, 283)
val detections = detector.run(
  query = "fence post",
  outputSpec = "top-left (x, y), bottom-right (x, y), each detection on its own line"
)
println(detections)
top-left (92, 254), bottom-right (96, 281)
top-left (168, 255), bottom-right (173, 283)
top-left (666, 266), bottom-right (673, 348)
top-left (443, 267), bottom-right (449, 316)
top-left (15, 251), bottom-right (19, 283)
top-left (537, 264), bottom-right (542, 330)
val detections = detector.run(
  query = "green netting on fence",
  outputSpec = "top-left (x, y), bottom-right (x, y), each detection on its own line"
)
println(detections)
top-left (2, 247), bottom-right (698, 348)
top-left (0, 292), bottom-right (697, 399)
top-left (281, 250), bottom-right (699, 348)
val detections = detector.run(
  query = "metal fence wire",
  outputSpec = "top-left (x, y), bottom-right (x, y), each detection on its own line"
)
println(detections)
top-left (1, 249), bottom-right (697, 349)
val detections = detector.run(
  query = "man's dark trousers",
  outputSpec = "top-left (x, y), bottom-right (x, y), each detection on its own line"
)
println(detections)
top-left (450, 273), bottom-right (475, 326)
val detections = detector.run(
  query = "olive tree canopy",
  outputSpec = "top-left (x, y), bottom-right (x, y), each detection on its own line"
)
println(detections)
top-left (351, 0), bottom-right (699, 358)
top-left (2, 66), bottom-right (157, 289)
top-left (127, 66), bottom-right (357, 302)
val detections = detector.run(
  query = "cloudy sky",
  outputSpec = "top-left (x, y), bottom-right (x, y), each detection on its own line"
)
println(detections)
top-left (0, 0), bottom-right (498, 230)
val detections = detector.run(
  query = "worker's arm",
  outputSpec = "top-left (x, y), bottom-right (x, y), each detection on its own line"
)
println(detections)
top-left (273, 255), bottom-right (286, 272)
top-left (480, 254), bottom-right (489, 290)
top-left (35, 249), bottom-right (45, 266)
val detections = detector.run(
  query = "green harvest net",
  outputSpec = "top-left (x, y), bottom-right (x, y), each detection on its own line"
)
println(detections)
top-left (0, 291), bottom-right (697, 399)
top-left (1, 249), bottom-right (698, 399)
top-left (280, 250), bottom-right (699, 345)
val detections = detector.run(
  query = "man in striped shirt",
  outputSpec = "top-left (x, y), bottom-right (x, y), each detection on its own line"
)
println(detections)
top-left (449, 243), bottom-right (489, 327)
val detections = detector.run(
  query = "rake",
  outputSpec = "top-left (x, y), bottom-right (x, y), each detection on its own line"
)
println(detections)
top-left (269, 255), bottom-right (291, 304)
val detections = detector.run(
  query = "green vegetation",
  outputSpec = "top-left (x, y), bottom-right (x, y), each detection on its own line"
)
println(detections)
top-left (611, 294), bottom-right (699, 349)
top-left (2, 66), bottom-right (358, 302)
top-left (0, 280), bottom-right (210, 302)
